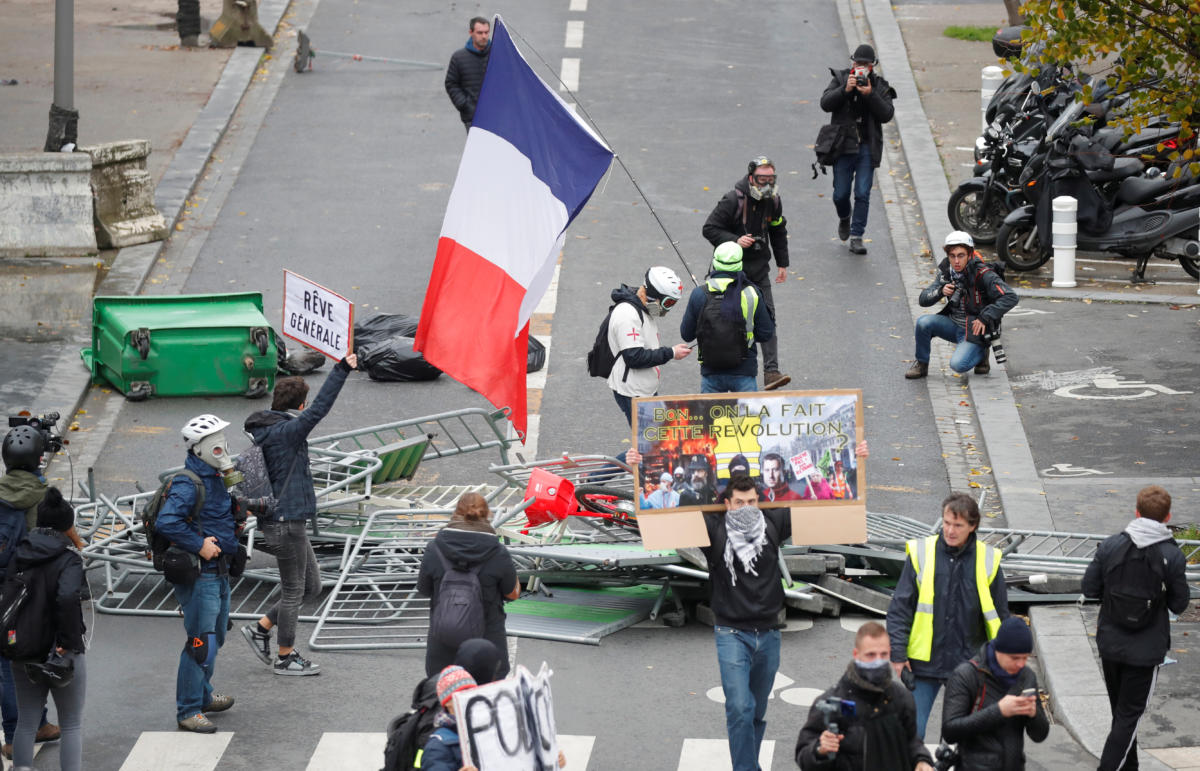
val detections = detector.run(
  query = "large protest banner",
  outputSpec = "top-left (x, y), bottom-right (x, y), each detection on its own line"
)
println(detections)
top-left (632, 390), bottom-right (866, 548)
top-left (455, 663), bottom-right (559, 771)
top-left (281, 269), bottom-right (354, 360)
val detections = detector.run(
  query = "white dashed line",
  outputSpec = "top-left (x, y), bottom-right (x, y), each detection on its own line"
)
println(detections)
top-left (559, 58), bottom-right (580, 92)
top-left (569, 0), bottom-right (587, 11)
top-left (565, 20), bottom-right (584, 48)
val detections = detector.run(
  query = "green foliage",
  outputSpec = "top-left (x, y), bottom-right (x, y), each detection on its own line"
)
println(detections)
top-left (943, 25), bottom-right (998, 43)
top-left (1016, 0), bottom-right (1200, 178)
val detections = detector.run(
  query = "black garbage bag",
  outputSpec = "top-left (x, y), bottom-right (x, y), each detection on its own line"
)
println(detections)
top-left (354, 314), bottom-right (419, 350)
top-left (527, 336), bottom-right (546, 373)
top-left (358, 337), bottom-right (442, 382)
top-left (275, 332), bottom-right (327, 376)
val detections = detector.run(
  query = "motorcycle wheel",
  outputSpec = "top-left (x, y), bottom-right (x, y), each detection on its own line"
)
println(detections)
top-left (1179, 257), bottom-right (1200, 280)
top-left (996, 221), bottom-right (1050, 271)
top-left (947, 186), bottom-right (1008, 245)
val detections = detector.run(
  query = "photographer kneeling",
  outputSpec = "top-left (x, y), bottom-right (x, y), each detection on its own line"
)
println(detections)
top-left (941, 617), bottom-right (1048, 771)
top-left (905, 232), bottom-right (1016, 380)
top-left (796, 621), bottom-right (933, 771)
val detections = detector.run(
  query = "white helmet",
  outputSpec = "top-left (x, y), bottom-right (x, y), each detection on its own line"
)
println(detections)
top-left (181, 414), bottom-right (230, 450)
top-left (644, 266), bottom-right (683, 316)
top-left (944, 231), bottom-right (975, 251)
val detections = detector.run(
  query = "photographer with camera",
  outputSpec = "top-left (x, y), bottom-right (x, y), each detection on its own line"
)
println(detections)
top-left (796, 621), bottom-right (933, 771)
top-left (905, 232), bottom-right (1017, 380)
top-left (819, 44), bottom-right (896, 255)
top-left (702, 157), bottom-right (791, 391)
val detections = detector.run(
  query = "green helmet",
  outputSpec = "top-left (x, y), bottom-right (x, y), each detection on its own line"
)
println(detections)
top-left (712, 242), bottom-right (743, 273)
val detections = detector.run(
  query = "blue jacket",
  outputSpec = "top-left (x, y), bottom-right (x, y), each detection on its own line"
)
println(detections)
top-left (679, 271), bottom-right (774, 377)
top-left (421, 725), bottom-right (463, 771)
top-left (243, 361), bottom-right (351, 521)
top-left (156, 453), bottom-right (238, 563)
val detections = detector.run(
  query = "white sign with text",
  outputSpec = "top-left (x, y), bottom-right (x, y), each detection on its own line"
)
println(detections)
top-left (282, 270), bottom-right (353, 360)
top-left (455, 663), bottom-right (559, 771)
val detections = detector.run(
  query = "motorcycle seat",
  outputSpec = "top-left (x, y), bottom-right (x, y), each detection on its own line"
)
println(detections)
top-left (1087, 157), bottom-right (1143, 184)
top-left (1117, 174), bottom-right (1174, 206)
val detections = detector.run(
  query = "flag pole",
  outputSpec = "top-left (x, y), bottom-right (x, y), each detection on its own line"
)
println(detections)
top-left (507, 25), bottom-right (699, 287)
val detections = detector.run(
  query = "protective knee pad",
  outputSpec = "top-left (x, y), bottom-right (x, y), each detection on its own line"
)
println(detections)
top-left (185, 633), bottom-right (219, 668)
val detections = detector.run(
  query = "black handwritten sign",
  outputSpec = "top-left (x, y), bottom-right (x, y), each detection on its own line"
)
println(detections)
top-left (456, 663), bottom-right (559, 771)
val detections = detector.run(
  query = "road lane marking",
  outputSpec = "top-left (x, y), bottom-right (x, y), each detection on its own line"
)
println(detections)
top-left (305, 733), bottom-right (389, 770)
top-left (565, 20), bottom-right (584, 48)
top-left (678, 738), bottom-right (774, 771)
top-left (560, 58), bottom-right (580, 92)
top-left (120, 732), bottom-right (232, 770)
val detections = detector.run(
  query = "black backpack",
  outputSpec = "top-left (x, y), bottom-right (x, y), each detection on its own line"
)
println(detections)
top-left (380, 675), bottom-right (440, 771)
top-left (141, 470), bottom-right (205, 571)
top-left (0, 499), bottom-right (29, 571)
top-left (586, 300), bottom-right (643, 379)
top-left (0, 554), bottom-right (56, 662)
top-left (1102, 534), bottom-right (1167, 630)
top-left (696, 283), bottom-right (750, 370)
top-left (427, 543), bottom-right (485, 648)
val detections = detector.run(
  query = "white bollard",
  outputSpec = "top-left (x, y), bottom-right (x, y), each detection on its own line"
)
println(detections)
top-left (981, 65), bottom-right (1005, 131)
top-left (1051, 195), bottom-right (1078, 288)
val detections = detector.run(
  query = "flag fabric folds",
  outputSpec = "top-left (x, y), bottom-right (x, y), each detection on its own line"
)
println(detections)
top-left (414, 16), bottom-right (613, 436)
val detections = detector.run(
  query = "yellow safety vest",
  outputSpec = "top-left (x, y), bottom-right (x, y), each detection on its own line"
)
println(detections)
top-left (905, 534), bottom-right (1002, 662)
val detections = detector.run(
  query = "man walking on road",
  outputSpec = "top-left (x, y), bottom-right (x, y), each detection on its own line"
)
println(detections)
top-left (886, 492), bottom-right (1009, 739)
top-left (679, 242), bottom-right (774, 394)
top-left (906, 231), bottom-right (1017, 379)
top-left (445, 16), bottom-right (492, 130)
top-left (703, 157), bottom-right (791, 390)
top-left (1083, 485), bottom-right (1190, 771)
top-left (819, 44), bottom-right (896, 255)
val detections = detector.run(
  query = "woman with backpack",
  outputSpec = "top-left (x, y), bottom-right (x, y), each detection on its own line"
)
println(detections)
top-left (8, 487), bottom-right (86, 771)
top-left (417, 493), bottom-right (519, 678)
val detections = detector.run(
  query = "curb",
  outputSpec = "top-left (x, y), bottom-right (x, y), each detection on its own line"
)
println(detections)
top-left (32, 0), bottom-right (293, 423)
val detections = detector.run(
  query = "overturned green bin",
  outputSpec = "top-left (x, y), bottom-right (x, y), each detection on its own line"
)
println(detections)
top-left (81, 293), bottom-right (277, 400)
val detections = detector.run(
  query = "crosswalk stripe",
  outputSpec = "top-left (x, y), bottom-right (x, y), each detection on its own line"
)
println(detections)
top-left (557, 734), bottom-right (595, 770)
top-left (678, 738), bottom-right (774, 771)
top-left (119, 732), bottom-right (232, 771)
top-left (305, 732), bottom-right (389, 770)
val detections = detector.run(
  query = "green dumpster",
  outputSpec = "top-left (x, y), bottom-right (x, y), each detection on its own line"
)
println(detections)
top-left (81, 293), bottom-right (277, 400)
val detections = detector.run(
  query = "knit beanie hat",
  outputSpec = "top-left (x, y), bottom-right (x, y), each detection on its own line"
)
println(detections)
top-left (712, 242), bottom-right (743, 274)
top-left (36, 487), bottom-right (75, 533)
top-left (852, 44), bottom-right (876, 64)
top-left (992, 617), bottom-right (1033, 655)
top-left (437, 665), bottom-right (477, 707)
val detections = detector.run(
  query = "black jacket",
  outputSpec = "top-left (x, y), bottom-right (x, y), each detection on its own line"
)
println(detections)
top-left (819, 68), bottom-right (896, 168)
top-left (886, 533), bottom-right (1010, 680)
top-left (700, 507), bottom-right (790, 630)
top-left (13, 529), bottom-right (85, 654)
top-left (445, 41), bottom-right (490, 125)
top-left (796, 667), bottom-right (932, 770)
top-left (702, 177), bottom-right (790, 283)
top-left (1082, 527), bottom-right (1190, 667)
top-left (918, 256), bottom-right (1018, 347)
top-left (245, 360), bottom-right (351, 521)
top-left (417, 526), bottom-right (518, 643)
top-left (942, 646), bottom-right (1050, 771)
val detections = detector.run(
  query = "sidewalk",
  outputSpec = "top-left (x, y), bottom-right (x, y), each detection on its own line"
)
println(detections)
top-left (860, 1), bottom-right (1198, 768)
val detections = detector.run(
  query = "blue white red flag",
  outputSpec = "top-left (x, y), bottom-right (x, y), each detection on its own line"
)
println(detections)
top-left (415, 16), bottom-right (612, 436)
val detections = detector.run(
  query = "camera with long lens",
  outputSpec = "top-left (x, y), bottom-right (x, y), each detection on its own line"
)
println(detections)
top-left (8, 412), bottom-right (64, 453)
top-left (933, 740), bottom-right (959, 771)
top-left (982, 327), bottom-right (1007, 364)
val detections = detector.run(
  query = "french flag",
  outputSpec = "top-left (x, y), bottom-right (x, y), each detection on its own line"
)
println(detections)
top-left (415, 16), bottom-right (613, 437)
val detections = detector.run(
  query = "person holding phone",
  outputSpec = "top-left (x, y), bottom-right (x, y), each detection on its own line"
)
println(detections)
top-left (941, 617), bottom-right (1049, 770)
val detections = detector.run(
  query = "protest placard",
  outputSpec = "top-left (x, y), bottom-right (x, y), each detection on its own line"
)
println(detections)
top-left (456, 663), bottom-right (559, 771)
top-left (281, 270), bottom-right (354, 359)
top-left (631, 389), bottom-right (866, 549)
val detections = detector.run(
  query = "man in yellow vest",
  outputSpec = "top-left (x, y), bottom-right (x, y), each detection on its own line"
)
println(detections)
top-left (885, 492), bottom-right (1009, 740)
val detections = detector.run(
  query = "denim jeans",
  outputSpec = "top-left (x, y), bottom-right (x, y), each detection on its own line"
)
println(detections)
top-left (261, 519), bottom-right (322, 649)
top-left (173, 573), bottom-right (230, 721)
top-left (714, 626), bottom-right (780, 771)
top-left (702, 373), bottom-right (758, 393)
top-left (832, 143), bottom-right (874, 237)
top-left (0, 657), bottom-right (15, 744)
top-left (13, 653), bottom-right (85, 771)
top-left (914, 314), bottom-right (986, 373)
top-left (912, 675), bottom-right (944, 740)
top-left (612, 391), bottom-right (633, 427)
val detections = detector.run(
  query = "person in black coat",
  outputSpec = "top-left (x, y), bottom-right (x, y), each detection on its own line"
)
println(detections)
top-left (417, 493), bottom-right (519, 678)
top-left (445, 17), bottom-right (491, 129)
top-left (796, 622), bottom-right (934, 771)
top-left (819, 44), bottom-right (896, 254)
top-left (942, 618), bottom-right (1049, 771)
top-left (1082, 485), bottom-right (1190, 771)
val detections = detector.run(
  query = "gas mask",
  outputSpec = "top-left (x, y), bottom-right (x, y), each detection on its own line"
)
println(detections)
top-left (192, 430), bottom-right (244, 489)
top-left (645, 299), bottom-right (669, 318)
top-left (748, 181), bottom-right (778, 201)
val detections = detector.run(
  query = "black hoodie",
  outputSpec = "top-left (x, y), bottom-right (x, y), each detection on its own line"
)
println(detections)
top-left (13, 528), bottom-right (86, 653)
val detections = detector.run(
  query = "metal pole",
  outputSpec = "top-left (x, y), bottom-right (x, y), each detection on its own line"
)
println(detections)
top-left (53, 0), bottom-right (73, 110)
top-left (1051, 195), bottom-right (1078, 288)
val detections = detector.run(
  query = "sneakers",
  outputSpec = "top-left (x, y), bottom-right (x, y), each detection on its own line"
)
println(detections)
top-left (848, 237), bottom-right (867, 255)
top-left (837, 218), bottom-right (851, 241)
top-left (241, 623), bottom-right (272, 665)
top-left (35, 723), bottom-right (60, 743)
top-left (763, 371), bottom-right (792, 391)
top-left (905, 361), bottom-right (929, 379)
top-left (274, 651), bottom-right (320, 676)
top-left (203, 693), bottom-right (235, 713)
top-left (180, 35), bottom-right (200, 47)
top-left (178, 713), bottom-right (217, 733)
top-left (974, 359), bottom-right (991, 375)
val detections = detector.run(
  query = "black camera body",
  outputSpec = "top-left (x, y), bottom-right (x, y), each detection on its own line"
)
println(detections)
top-left (8, 412), bottom-right (64, 453)
top-left (933, 740), bottom-right (960, 771)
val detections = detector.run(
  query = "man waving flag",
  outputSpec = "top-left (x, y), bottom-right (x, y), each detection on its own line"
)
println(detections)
top-left (415, 16), bottom-right (613, 436)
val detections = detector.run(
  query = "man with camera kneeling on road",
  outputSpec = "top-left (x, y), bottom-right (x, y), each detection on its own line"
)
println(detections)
top-left (796, 621), bottom-right (933, 771)
top-left (906, 231), bottom-right (1017, 380)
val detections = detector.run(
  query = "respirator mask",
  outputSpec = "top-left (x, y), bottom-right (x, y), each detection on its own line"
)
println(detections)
top-left (192, 430), bottom-right (244, 489)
